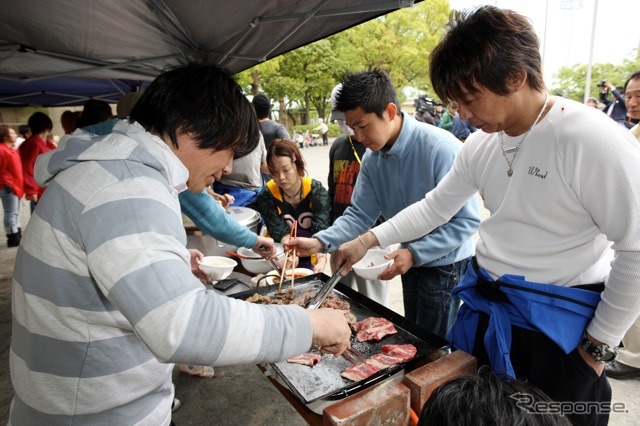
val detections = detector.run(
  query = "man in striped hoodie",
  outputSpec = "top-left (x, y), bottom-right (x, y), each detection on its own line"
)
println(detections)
top-left (9, 62), bottom-right (350, 425)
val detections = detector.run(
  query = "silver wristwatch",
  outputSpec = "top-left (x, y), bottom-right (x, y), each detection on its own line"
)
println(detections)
top-left (580, 332), bottom-right (618, 362)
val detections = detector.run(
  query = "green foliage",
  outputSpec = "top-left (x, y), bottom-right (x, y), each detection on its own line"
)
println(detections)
top-left (551, 49), bottom-right (640, 101)
top-left (329, 0), bottom-right (450, 100)
top-left (239, 1), bottom-right (638, 121)
top-left (236, 0), bottom-right (452, 125)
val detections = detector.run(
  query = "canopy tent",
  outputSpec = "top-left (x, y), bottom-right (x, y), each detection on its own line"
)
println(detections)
top-left (0, 0), bottom-right (417, 107)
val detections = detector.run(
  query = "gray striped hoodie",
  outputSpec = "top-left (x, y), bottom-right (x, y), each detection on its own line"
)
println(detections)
top-left (10, 121), bottom-right (312, 425)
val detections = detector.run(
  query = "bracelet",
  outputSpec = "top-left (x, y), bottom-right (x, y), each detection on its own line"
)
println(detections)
top-left (357, 234), bottom-right (371, 250)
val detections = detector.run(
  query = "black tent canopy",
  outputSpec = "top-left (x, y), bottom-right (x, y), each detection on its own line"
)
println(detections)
top-left (0, 0), bottom-right (417, 106)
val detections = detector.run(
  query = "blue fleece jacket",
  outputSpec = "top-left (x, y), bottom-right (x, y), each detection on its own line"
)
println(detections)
top-left (316, 114), bottom-right (480, 267)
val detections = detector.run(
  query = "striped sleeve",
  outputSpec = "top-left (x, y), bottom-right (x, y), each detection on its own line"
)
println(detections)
top-left (79, 175), bottom-right (312, 365)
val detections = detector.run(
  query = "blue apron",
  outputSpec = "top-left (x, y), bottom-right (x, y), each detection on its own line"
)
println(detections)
top-left (448, 258), bottom-right (602, 377)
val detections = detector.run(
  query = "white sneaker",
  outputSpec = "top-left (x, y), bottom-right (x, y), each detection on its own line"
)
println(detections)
top-left (172, 398), bottom-right (181, 412)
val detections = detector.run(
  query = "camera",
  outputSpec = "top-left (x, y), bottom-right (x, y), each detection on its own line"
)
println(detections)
top-left (414, 97), bottom-right (441, 113)
top-left (597, 80), bottom-right (607, 88)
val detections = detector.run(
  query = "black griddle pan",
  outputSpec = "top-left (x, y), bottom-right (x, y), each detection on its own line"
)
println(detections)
top-left (231, 273), bottom-right (449, 404)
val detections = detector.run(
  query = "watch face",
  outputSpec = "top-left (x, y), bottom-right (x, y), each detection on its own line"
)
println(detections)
top-left (581, 336), bottom-right (618, 362)
top-left (599, 348), bottom-right (618, 362)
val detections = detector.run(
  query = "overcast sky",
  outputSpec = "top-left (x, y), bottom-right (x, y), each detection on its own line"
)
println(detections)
top-left (448, 0), bottom-right (640, 85)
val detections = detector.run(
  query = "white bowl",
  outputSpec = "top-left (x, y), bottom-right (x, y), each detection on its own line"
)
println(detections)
top-left (237, 245), bottom-right (285, 274)
top-left (199, 256), bottom-right (237, 280)
top-left (263, 268), bottom-right (314, 285)
top-left (352, 249), bottom-right (392, 280)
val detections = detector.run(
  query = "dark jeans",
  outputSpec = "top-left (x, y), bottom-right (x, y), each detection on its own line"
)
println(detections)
top-left (401, 258), bottom-right (469, 339)
top-left (473, 313), bottom-right (611, 426)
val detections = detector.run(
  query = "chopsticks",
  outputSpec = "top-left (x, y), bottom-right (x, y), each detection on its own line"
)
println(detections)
top-left (277, 221), bottom-right (298, 292)
top-left (291, 222), bottom-right (297, 290)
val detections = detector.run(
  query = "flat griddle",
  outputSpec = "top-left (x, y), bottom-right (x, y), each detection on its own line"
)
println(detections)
top-left (231, 273), bottom-right (449, 404)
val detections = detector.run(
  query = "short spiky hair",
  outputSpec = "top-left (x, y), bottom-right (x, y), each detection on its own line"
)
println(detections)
top-left (130, 62), bottom-right (259, 159)
top-left (335, 68), bottom-right (400, 118)
top-left (430, 6), bottom-right (545, 104)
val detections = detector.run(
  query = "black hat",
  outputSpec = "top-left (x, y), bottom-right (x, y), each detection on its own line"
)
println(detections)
top-left (252, 93), bottom-right (271, 119)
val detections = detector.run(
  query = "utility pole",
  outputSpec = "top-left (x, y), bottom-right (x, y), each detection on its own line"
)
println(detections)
top-left (584, 0), bottom-right (599, 103)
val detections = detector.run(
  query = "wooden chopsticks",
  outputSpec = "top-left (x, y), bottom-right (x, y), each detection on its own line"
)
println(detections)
top-left (291, 222), bottom-right (297, 289)
top-left (277, 221), bottom-right (298, 292)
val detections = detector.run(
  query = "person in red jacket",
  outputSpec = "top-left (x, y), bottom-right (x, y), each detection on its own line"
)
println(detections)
top-left (0, 124), bottom-right (24, 247)
top-left (18, 112), bottom-right (56, 213)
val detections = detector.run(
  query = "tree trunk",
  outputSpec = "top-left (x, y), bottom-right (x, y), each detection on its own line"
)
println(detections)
top-left (278, 97), bottom-right (289, 129)
top-left (250, 70), bottom-right (260, 95)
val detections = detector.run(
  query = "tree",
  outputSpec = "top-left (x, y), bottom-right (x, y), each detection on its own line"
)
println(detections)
top-left (328, 0), bottom-right (450, 101)
top-left (236, 0), bottom-right (452, 126)
top-left (551, 49), bottom-right (640, 102)
top-left (278, 40), bottom-right (339, 124)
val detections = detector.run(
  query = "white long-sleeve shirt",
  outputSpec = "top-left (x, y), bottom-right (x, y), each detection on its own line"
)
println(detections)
top-left (373, 97), bottom-right (640, 347)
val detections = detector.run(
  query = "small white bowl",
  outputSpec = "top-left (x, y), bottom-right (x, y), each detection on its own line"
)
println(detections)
top-left (237, 245), bottom-right (285, 274)
top-left (352, 249), bottom-right (392, 280)
top-left (199, 256), bottom-right (237, 280)
top-left (264, 268), bottom-right (314, 285)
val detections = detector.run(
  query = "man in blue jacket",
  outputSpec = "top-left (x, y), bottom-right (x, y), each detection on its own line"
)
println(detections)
top-left (290, 69), bottom-right (480, 338)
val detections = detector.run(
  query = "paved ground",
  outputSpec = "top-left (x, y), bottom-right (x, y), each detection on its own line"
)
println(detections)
top-left (1, 139), bottom-right (639, 424)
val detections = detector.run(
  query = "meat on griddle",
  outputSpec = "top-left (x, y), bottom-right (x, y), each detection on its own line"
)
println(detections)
top-left (381, 344), bottom-right (417, 361)
top-left (341, 343), bottom-right (417, 382)
top-left (286, 352), bottom-right (322, 367)
top-left (341, 361), bottom-right (380, 382)
top-left (321, 294), bottom-right (351, 310)
top-left (246, 293), bottom-right (273, 304)
top-left (355, 317), bottom-right (397, 342)
top-left (246, 291), bottom-right (350, 310)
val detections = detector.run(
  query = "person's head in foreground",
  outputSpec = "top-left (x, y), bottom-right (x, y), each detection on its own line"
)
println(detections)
top-left (129, 62), bottom-right (260, 193)
top-left (419, 366), bottom-right (571, 426)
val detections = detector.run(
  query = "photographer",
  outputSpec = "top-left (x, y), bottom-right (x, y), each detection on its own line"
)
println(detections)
top-left (414, 97), bottom-right (437, 126)
top-left (598, 80), bottom-right (629, 127)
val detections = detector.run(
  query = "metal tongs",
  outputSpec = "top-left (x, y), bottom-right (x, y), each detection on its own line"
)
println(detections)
top-left (258, 245), bottom-right (283, 275)
top-left (305, 264), bottom-right (367, 365)
top-left (305, 263), bottom-right (345, 310)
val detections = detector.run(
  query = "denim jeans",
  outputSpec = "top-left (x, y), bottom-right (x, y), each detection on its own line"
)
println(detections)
top-left (401, 257), bottom-right (470, 339)
top-left (0, 186), bottom-right (21, 234)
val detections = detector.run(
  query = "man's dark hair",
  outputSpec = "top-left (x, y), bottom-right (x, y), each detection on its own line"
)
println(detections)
top-left (129, 62), bottom-right (259, 159)
top-left (335, 68), bottom-right (400, 118)
top-left (27, 112), bottom-right (53, 135)
top-left (430, 6), bottom-right (545, 105)
top-left (77, 100), bottom-right (113, 128)
top-left (18, 124), bottom-right (31, 139)
top-left (252, 93), bottom-right (272, 120)
top-left (419, 366), bottom-right (570, 426)
top-left (624, 70), bottom-right (640, 92)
